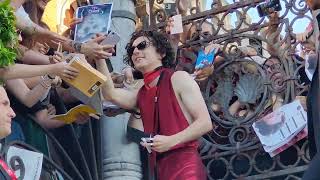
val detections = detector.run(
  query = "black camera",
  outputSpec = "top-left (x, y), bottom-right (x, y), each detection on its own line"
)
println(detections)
top-left (257, 0), bottom-right (282, 17)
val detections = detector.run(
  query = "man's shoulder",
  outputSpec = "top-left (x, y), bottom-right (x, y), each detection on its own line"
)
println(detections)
top-left (171, 71), bottom-right (195, 90)
top-left (172, 71), bottom-right (191, 81)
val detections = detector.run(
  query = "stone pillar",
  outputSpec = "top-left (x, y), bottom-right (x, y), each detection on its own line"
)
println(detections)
top-left (90, 0), bottom-right (142, 179)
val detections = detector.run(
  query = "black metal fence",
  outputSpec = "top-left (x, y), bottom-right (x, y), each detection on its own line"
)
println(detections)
top-left (147, 0), bottom-right (312, 179)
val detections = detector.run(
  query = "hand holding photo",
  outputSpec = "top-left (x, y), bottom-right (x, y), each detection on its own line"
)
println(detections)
top-left (74, 3), bottom-right (113, 43)
top-left (170, 14), bottom-right (183, 34)
top-left (195, 48), bottom-right (217, 70)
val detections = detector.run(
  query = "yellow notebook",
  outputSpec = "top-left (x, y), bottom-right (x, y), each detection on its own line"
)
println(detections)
top-left (62, 54), bottom-right (107, 97)
top-left (52, 104), bottom-right (99, 124)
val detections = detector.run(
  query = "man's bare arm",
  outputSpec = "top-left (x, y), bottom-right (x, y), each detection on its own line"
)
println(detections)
top-left (171, 71), bottom-right (213, 144)
top-left (95, 59), bottom-right (138, 110)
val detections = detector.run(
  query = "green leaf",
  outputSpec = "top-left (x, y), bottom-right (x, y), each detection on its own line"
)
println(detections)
top-left (0, 0), bottom-right (17, 67)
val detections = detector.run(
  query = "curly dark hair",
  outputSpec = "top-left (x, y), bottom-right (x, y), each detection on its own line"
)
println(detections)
top-left (124, 30), bottom-right (175, 69)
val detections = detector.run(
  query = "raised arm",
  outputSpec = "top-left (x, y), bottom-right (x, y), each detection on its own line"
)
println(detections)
top-left (95, 59), bottom-right (139, 110)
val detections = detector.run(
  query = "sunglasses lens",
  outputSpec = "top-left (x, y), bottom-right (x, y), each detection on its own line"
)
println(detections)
top-left (136, 41), bottom-right (147, 50)
top-left (128, 41), bottom-right (148, 55)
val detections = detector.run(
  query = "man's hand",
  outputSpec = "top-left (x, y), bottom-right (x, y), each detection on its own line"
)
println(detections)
top-left (194, 65), bottom-right (214, 81)
top-left (36, 29), bottom-right (68, 44)
top-left (81, 36), bottom-right (114, 60)
top-left (49, 52), bottom-right (64, 64)
top-left (32, 42), bottom-right (50, 55)
top-left (75, 112), bottom-right (90, 124)
top-left (52, 62), bottom-right (79, 80)
top-left (47, 104), bottom-right (56, 116)
top-left (148, 135), bottom-right (178, 153)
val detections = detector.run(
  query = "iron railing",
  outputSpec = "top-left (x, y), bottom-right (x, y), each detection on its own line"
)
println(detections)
top-left (147, 0), bottom-right (311, 179)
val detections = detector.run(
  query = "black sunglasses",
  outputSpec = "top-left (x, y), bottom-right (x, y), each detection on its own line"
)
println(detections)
top-left (127, 41), bottom-right (152, 55)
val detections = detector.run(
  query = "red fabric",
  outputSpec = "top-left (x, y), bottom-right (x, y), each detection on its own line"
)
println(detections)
top-left (143, 67), bottom-right (163, 90)
top-left (0, 159), bottom-right (17, 180)
top-left (138, 68), bottom-right (206, 180)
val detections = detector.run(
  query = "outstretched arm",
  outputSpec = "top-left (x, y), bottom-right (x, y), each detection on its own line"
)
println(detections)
top-left (0, 62), bottom-right (78, 80)
top-left (95, 59), bottom-right (139, 110)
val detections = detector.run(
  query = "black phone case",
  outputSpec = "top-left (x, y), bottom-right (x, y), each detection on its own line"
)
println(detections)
top-left (127, 126), bottom-right (151, 144)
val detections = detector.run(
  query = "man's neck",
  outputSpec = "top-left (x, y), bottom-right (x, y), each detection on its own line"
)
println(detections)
top-left (141, 63), bottom-right (163, 74)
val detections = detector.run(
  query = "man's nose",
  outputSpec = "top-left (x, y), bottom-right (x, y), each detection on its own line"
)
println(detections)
top-left (9, 107), bottom-right (16, 118)
top-left (133, 47), bottom-right (141, 55)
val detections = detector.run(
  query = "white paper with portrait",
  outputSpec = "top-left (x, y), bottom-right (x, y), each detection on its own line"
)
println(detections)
top-left (252, 100), bottom-right (307, 153)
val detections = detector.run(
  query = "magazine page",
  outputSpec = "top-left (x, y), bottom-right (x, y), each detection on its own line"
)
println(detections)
top-left (74, 3), bottom-right (113, 42)
top-left (52, 104), bottom-right (99, 124)
top-left (62, 54), bottom-right (108, 97)
top-left (252, 100), bottom-right (307, 155)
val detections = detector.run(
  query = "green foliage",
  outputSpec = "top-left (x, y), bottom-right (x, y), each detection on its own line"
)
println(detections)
top-left (0, 41), bottom-right (16, 67)
top-left (0, 0), bottom-right (17, 68)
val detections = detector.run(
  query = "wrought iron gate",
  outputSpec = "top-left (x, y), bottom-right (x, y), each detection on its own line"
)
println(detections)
top-left (146, 0), bottom-right (312, 179)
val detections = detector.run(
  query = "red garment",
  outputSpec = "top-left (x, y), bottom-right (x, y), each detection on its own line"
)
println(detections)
top-left (0, 159), bottom-right (18, 180)
top-left (143, 67), bottom-right (163, 89)
top-left (138, 68), bottom-right (207, 180)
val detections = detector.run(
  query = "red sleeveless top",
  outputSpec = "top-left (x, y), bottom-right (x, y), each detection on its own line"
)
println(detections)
top-left (137, 68), bottom-right (206, 180)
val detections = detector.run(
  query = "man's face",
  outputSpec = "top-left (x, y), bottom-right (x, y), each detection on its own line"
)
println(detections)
top-left (131, 36), bottom-right (163, 72)
top-left (0, 87), bottom-right (15, 139)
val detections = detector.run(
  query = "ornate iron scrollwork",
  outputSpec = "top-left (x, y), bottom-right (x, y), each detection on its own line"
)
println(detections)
top-left (148, 0), bottom-right (311, 179)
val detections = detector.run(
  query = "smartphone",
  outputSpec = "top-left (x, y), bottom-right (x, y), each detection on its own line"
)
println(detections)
top-left (101, 31), bottom-right (120, 56)
top-left (101, 31), bottom-right (120, 45)
top-left (257, 0), bottom-right (281, 17)
top-left (164, 3), bottom-right (177, 17)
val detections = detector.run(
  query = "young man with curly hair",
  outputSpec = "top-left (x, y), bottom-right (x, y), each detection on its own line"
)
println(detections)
top-left (95, 30), bottom-right (213, 179)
